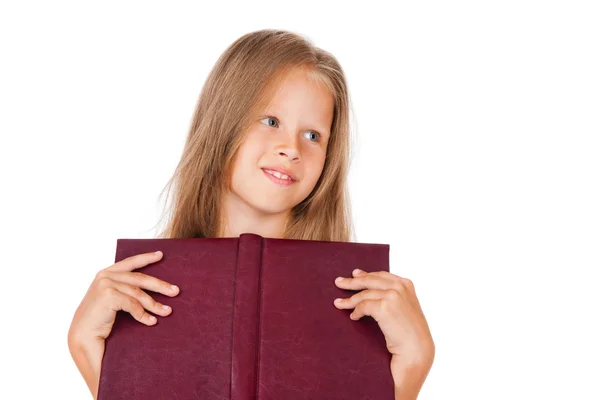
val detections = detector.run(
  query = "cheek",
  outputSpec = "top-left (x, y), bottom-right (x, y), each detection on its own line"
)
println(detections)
top-left (232, 136), bottom-right (264, 173)
top-left (241, 132), bottom-right (267, 162)
top-left (304, 151), bottom-right (327, 183)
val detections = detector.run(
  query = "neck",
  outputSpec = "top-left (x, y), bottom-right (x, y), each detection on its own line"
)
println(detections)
top-left (218, 190), bottom-right (290, 239)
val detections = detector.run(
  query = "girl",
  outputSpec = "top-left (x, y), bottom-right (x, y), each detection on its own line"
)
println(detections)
top-left (67, 29), bottom-right (435, 399)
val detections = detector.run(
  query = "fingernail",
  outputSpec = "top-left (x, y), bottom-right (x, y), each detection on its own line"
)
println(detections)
top-left (171, 285), bottom-right (179, 292)
top-left (335, 277), bottom-right (343, 283)
top-left (162, 304), bottom-right (170, 310)
top-left (149, 316), bottom-right (157, 323)
top-left (353, 269), bottom-right (363, 274)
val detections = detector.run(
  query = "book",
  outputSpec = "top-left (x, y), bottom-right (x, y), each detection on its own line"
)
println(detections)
top-left (97, 233), bottom-right (395, 399)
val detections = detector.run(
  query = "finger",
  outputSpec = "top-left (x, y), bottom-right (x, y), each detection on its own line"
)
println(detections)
top-left (109, 280), bottom-right (173, 317)
top-left (105, 251), bottom-right (164, 273)
top-left (354, 270), bottom-right (400, 283)
top-left (334, 274), bottom-right (390, 291)
top-left (350, 299), bottom-right (383, 320)
top-left (333, 289), bottom-right (387, 309)
top-left (105, 286), bottom-right (160, 326)
top-left (102, 270), bottom-right (179, 297)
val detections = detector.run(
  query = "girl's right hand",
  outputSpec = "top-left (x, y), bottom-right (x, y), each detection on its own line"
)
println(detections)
top-left (67, 250), bottom-right (179, 398)
top-left (68, 250), bottom-right (179, 346)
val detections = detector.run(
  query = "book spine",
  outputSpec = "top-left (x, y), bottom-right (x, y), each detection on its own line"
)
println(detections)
top-left (230, 234), bottom-right (263, 400)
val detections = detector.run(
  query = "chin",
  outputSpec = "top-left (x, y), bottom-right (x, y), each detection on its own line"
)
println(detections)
top-left (233, 178), bottom-right (307, 215)
top-left (251, 200), bottom-right (295, 216)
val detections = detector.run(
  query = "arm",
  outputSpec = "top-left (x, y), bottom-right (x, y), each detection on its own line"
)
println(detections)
top-left (392, 354), bottom-right (434, 400)
top-left (68, 336), bottom-right (105, 399)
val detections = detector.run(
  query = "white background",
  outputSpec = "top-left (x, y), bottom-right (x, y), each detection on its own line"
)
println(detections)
top-left (1, 1), bottom-right (598, 399)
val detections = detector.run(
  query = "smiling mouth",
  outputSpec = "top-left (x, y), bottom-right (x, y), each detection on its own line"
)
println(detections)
top-left (261, 168), bottom-right (296, 186)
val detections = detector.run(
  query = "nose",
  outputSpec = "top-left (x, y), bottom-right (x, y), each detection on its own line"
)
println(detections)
top-left (274, 131), bottom-right (301, 162)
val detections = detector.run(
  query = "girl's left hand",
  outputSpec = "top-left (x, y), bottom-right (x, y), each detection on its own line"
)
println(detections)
top-left (333, 268), bottom-right (435, 369)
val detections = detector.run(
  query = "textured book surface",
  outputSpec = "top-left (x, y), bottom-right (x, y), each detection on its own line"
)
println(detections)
top-left (97, 233), bottom-right (394, 399)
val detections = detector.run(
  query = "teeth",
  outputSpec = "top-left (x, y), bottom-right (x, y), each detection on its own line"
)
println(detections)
top-left (265, 169), bottom-right (292, 181)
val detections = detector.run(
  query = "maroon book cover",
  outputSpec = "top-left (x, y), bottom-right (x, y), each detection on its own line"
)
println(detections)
top-left (97, 232), bottom-right (394, 399)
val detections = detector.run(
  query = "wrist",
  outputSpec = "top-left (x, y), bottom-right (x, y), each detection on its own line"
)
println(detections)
top-left (68, 336), bottom-right (104, 399)
top-left (391, 354), bottom-right (434, 400)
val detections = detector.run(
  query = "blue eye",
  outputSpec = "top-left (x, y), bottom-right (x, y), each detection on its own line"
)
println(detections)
top-left (261, 116), bottom-right (278, 127)
top-left (303, 131), bottom-right (320, 142)
top-left (260, 116), bottom-right (321, 143)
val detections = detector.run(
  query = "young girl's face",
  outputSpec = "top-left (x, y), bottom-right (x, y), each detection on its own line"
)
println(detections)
top-left (227, 67), bottom-right (334, 217)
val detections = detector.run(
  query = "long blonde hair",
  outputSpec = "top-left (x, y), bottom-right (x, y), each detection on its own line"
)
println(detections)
top-left (153, 29), bottom-right (356, 242)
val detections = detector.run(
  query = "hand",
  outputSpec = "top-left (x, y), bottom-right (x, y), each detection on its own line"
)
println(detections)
top-left (67, 250), bottom-right (179, 397)
top-left (333, 269), bottom-right (435, 368)
top-left (68, 250), bottom-right (179, 344)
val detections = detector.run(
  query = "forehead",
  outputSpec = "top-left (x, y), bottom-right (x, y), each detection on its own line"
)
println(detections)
top-left (264, 69), bottom-right (334, 135)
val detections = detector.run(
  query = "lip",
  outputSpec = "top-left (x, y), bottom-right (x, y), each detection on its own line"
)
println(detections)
top-left (262, 168), bottom-right (296, 186)
top-left (260, 166), bottom-right (298, 182)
